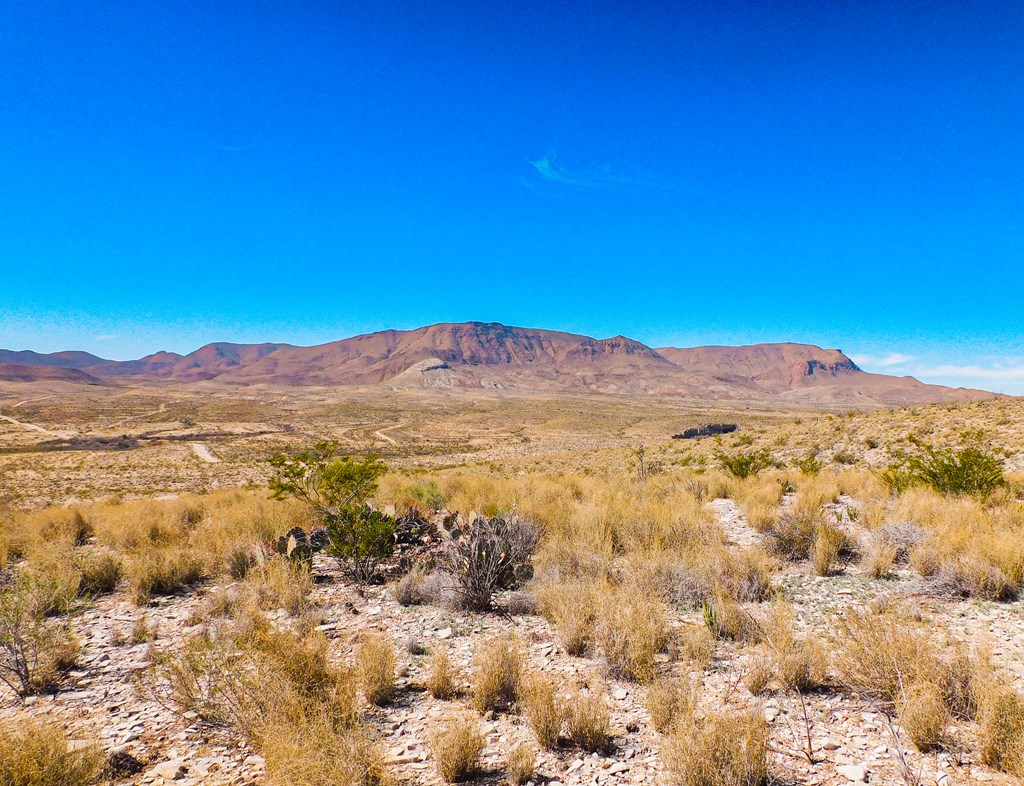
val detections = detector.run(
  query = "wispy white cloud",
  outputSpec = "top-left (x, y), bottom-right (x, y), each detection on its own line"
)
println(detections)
top-left (527, 154), bottom-right (695, 193)
top-left (94, 334), bottom-right (118, 342)
top-left (849, 352), bottom-right (916, 367)
top-left (909, 362), bottom-right (1024, 382)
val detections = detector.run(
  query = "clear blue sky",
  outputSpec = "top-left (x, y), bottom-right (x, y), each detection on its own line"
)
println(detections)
top-left (1, 1), bottom-right (1022, 392)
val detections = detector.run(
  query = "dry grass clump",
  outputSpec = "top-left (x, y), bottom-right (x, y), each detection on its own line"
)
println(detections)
top-left (505, 743), bottom-right (537, 785)
top-left (74, 549), bottom-right (123, 596)
top-left (126, 547), bottom-right (206, 605)
top-left (759, 602), bottom-right (828, 693)
top-left (902, 681), bottom-right (948, 751)
top-left (563, 686), bottom-right (611, 752)
top-left (243, 555), bottom-right (314, 617)
top-left (811, 523), bottom-right (850, 576)
top-left (426, 649), bottom-right (461, 700)
top-left (0, 576), bottom-right (81, 697)
top-left (701, 594), bottom-right (760, 643)
top-left (471, 636), bottom-right (522, 713)
top-left (594, 588), bottom-right (670, 683)
top-left (0, 719), bottom-right (104, 786)
top-left (976, 681), bottom-right (1024, 776)
top-left (661, 705), bottom-right (769, 786)
top-left (674, 625), bottom-right (715, 669)
top-left (431, 715), bottom-right (485, 783)
top-left (519, 671), bottom-right (564, 748)
top-left (535, 578), bottom-right (599, 655)
top-left (645, 675), bottom-right (696, 733)
top-left (151, 613), bottom-right (384, 786)
top-left (863, 540), bottom-right (898, 579)
top-left (355, 633), bottom-right (396, 706)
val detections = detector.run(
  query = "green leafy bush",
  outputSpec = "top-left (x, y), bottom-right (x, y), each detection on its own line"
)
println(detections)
top-left (881, 440), bottom-right (1005, 497)
top-left (716, 448), bottom-right (772, 479)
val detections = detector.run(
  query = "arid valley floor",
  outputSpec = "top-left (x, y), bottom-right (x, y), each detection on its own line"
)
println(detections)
top-left (1, 379), bottom-right (1023, 786)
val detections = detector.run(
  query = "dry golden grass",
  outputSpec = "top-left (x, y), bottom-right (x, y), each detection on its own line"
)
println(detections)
top-left (563, 685), bottom-right (611, 752)
top-left (519, 671), bottom-right (564, 749)
top-left (470, 636), bottom-right (522, 713)
top-left (0, 719), bottom-right (104, 786)
top-left (534, 577), bottom-right (599, 655)
top-left (595, 587), bottom-right (670, 683)
top-left (901, 681), bottom-right (948, 752)
top-left (426, 648), bottom-right (460, 700)
top-left (505, 743), bottom-right (537, 785)
top-left (645, 675), bottom-right (696, 733)
top-left (976, 681), bottom-right (1024, 776)
top-left (355, 633), bottom-right (396, 707)
top-left (431, 715), bottom-right (485, 783)
top-left (662, 705), bottom-right (769, 786)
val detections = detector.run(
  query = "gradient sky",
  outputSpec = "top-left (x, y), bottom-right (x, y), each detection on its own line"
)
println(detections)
top-left (1, 1), bottom-right (1022, 392)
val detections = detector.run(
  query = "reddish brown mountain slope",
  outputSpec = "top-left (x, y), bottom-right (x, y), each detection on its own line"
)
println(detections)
top-left (2, 322), bottom-right (1001, 406)
top-left (0, 364), bottom-right (105, 385)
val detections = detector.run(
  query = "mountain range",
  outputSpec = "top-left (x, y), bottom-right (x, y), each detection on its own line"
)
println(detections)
top-left (0, 321), bottom-right (999, 407)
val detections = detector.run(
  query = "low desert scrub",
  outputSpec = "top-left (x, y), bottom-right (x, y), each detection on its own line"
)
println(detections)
top-left (152, 615), bottom-right (383, 786)
top-left (244, 555), bottom-right (314, 617)
top-left (811, 523), bottom-right (850, 576)
top-left (863, 540), bottom-right (898, 579)
top-left (0, 719), bottom-right (104, 786)
top-left (976, 680), bottom-right (1024, 776)
top-left (883, 440), bottom-right (1006, 497)
top-left (126, 547), bottom-right (206, 604)
top-left (645, 675), bottom-right (696, 733)
top-left (431, 715), bottom-right (485, 783)
top-left (471, 636), bottom-right (522, 713)
top-left (564, 686), bottom-right (611, 752)
top-left (519, 671), bottom-right (564, 748)
top-left (662, 705), bottom-right (769, 786)
top-left (75, 549), bottom-right (123, 596)
top-left (674, 625), bottom-right (715, 669)
top-left (0, 577), bottom-right (81, 697)
top-left (505, 743), bottom-right (537, 785)
top-left (534, 578), bottom-right (599, 655)
top-left (716, 448), bottom-right (773, 479)
top-left (355, 633), bottom-right (396, 706)
top-left (442, 514), bottom-right (538, 611)
top-left (901, 681), bottom-right (948, 751)
top-left (426, 649), bottom-right (461, 700)
top-left (595, 588), bottom-right (670, 682)
top-left (760, 602), bottom-right (828, 693)
top-left (702, 594), bottom-right (760, 643)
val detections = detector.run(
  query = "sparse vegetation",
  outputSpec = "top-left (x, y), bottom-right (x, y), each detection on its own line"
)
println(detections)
top-left (431, 715), bottom-right (485, 783)
top-left (470, 636), bottom-right (522, 713)
top-left (0, 719), bottom-right (104, 786)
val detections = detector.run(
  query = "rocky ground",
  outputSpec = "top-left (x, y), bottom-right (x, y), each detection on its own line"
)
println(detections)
top-left (2, 496), bottom-right (1022, 786)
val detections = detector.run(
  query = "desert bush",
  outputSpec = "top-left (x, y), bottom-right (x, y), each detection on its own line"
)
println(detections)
top-left (431, 715), bottom-right (485, 783)
top-left (702, 595), bottom-right (759, 643)
top-left (743, 656), bottom-right (773, 695)
top-left (394, 569), bottom-right (428, 606)
top-left (355, 633), bottom-right (396, 706)
top-left (716, 448), bottom-right (772, 479)
top-left (765, 510), bottom-right (818, 561)
top-left (260, 716), bottom-right (386, 786)
top-left (244, 555), bottom-right (314, 617)
top-left (793, 453), bottom-right (822, 476)
top-left (0, 577), bottom-right (80, 697)
top-left (674, 625), bottom-right (715, 669)
top-left (902, 681), bottom-right (947, 752)
top-left (75, 549), bottom-right (123, 596)
top-left (760, 603), bottom-right (828, 693)
top-left (811, 524), bottom-right (849, 576)
top-left (267, 443), bottom-right (391, 583)
top-left (977, 682), bottom-right (1024, 775)
top-left (426, 649), bottom-right (460, 700)
top-left (595, 589), bottom-right (670, 682)
top-left (505, 744), bottom-right (536, 785)
top-left (0, 719), bottom-right (104, 786)
top-left (471, 636), bottom-right (522, 713)
top-left (883, 442), bottom-right (1005, 497)
top-left (519, 672), bottom-right (564, 748)
top-left (662, 706), bottom-right (769, 786)
top-left (564, 686), bottom-right (611, 752)
top-left (645, 675), bottom-right (696, 733)
top-left (443, 514), bottom-right (537, 611)
top-left (126, 547), bottom-right (206, 604)
top-left (863, 541), bottom-right (898, 579)
top-left (535, 578), bottom-right (599, 655)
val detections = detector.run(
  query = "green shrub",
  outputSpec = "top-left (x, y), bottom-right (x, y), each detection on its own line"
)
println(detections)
top-left (882, 441), bottom-right (1005, 497)
top-left (716, 448), bottom-right (772, 480)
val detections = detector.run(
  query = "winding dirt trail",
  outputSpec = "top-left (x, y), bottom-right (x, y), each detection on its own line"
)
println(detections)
top-left (0, 413), bottom-right (72, 439)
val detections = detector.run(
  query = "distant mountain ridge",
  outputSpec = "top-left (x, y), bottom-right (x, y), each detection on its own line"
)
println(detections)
top-left (0, 321), bottom-right (999, 406)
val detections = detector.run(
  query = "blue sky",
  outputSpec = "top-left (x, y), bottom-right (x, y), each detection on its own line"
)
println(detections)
top-left (1, 1), bottom-right (1022, 392)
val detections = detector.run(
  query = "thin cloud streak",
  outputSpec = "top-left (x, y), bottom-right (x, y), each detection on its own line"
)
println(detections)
top-left (850, 352), bottom-right (917, 367)
top-left (527, 154), bottom-right (696, 193)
